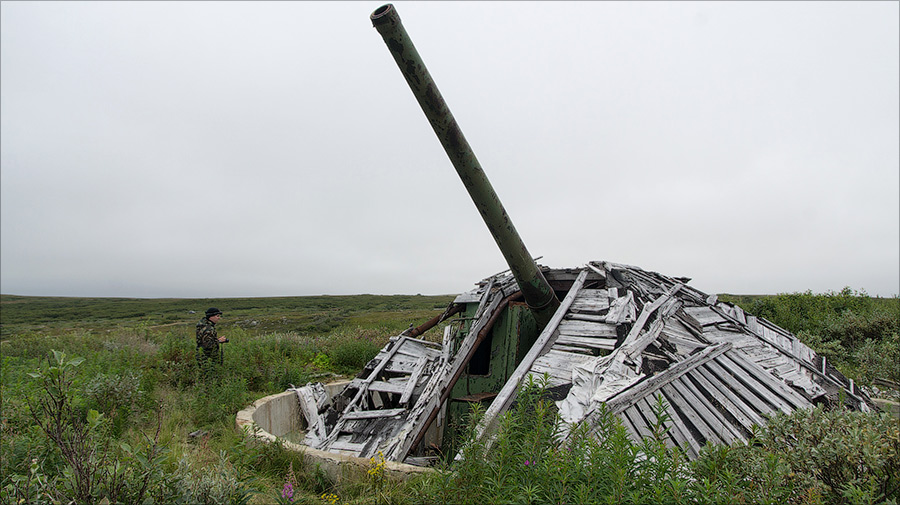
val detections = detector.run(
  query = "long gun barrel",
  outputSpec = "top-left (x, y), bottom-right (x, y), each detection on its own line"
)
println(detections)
top-left (371, 4), bottom-right (560, 328)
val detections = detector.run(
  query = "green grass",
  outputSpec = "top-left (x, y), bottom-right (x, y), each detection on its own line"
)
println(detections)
top-left (1, 290), bottom-right (897, 504)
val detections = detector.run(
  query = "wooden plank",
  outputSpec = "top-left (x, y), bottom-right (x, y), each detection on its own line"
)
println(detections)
top-left (723, 350), bottom-right (812, 410)
top-left (384, 283), bottom-right (514, 460)
top-left (713, 353), bottom-right (794, 414)
top-left (471, 269), bottom-right (590, 449)
top-left (565, 313), bottom-right (608, 323)
top-left (555, 334), bottom-right (618, 350)
top-left (619, 284), bottom-right (683, 350)
top-left (524, 371), bottom-right (570, 388)
top-left (342, 408), bottom-right (407, 420)
top-left (399, 357), bottom-right (428, 405)
top-left (551, 344), bottom-right (596, 355)
top-left (329, 440), bottom-right (367, 453)
top-left (319, 337), bottom-right (412, 449)
top-left (605, 342), bottom-right (732, 415)
top-left (668, 378), bottom-right (733, 446)
top-left (618, 410), bottom-right (642, 443)
top-left (704, 359), bottom-right (776, 418)
top-left (682, 306), bottom-right (727, 327)
top-left (352, 379), bottom-right (407, 395)
top-left (530, 364), bottom-right (575, 383)
top-left (659, 383), bottom-right (718, 446)
top-left (674, 375), bottom-right (745, 444)
top-left (638, 396), bottom-right (698, 459)
top-left (295, 386), bottom-right (327, 444)
top-left (624, 319), bottom-right (665, 361)
top-left (558, 320), bottom-right (619, 337)
top-left (606, 290), bottom-right (636, 324)
top-left (343, 337), bottom-right (408, 414)
top-left (662, 332), bottom-right (706, 352)
top-left (693, 364), bottom-right (765, 430)
top-left (623, 404), bottom-right (655, 442)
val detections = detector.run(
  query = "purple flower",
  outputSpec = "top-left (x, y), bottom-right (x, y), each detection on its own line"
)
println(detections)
top-left (524, 459), bottom-right (530, 466)
top-left (282, 482), bottom-right (294, 502)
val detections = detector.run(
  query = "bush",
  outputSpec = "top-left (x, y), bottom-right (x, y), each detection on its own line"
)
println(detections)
top-left (755, 406), bottom-right (900, 504)
top-left (329, 336), bottom-right (381, 373)
top-left (412, 376), bottom-right (900, 505)
top-left (85, 370), bottom-right (145, 435)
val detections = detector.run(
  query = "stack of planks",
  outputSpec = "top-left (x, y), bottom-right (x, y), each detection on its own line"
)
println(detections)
top-left (473, 260), bottom-right (873, 461)
top-left (294, 259), bottom-right (874, 465)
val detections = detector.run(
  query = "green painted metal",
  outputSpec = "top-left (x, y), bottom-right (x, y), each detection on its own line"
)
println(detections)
top-left (371, 4), bottom-right (560, 328)
top-left (442, 302), bottom-right (539, 456)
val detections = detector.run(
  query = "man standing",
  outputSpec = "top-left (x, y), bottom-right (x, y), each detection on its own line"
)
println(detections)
top-left (196, 307), bottom-right (227, 370)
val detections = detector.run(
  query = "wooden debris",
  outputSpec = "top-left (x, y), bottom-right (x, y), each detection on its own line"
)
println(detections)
top-left (293, 260), bottom-right (873, 465)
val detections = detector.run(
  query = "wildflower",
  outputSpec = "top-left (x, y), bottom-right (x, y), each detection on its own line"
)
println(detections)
top-left (525, 459), bottom-right (530, 466)
top-left (282, 481), bottom-right (294, 502)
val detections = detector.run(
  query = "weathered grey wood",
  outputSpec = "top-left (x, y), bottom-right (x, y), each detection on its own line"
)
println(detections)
top-left (714, 353), bottom-right (794, 415)
top-left (400, 357), bottom-right (428, 405)
top-left (342, 408), bottom-right (407, 420)
top-left (555, 334), bottom-right (618, 350)
top-left (343, 337), bottom-right (408, 414)
top-left (524, 371), bottom-right (570, 388)
top-left (470, 269), bottom-right (590, 451)
top-left (529, 360), bottom-right (577, 382)
top-left (693, 364), bottom-right (765, 430)
top-left (662, 332), bottom-right (706, 352)
top-left (551, 344), bottom-right (596, 355)
top-left (669, 377), bottom-right (735, 445)
top-left (624, 319), bottom-right (665, 361)
top-left (295, 386), bottom-right (327, 444)
top-left (330, 440), bottom-right (367, 452)
top-left (362, 380), bottom-right (407, 395)
top-left (723, 350), bottom-right (812, 410)
top-left (682, 306), bottom-right (727, 327)
top-left (704, 359), bottom-right (775, 417)
top-left (606, 290), bottom-right (636, 324)
top-left (619, 410), bottom-right (642, 443)
top-left (585, 261), bottom-right (608, 280)
top-left (441, 325), bottom-right (454, 366)
top-left (565, 313), bottom-right (608, 322)
top-left (623, 405), bottom-right (655, 443)
top-left (473, 277), bottom-right (497, 322)
top-left (605, 342), bottom-right (732, 415)
top-left (638, 396), bottom-right (698, 459)
top-left (319, 337), bottom-right (413, 450)
top-left (558, 320), bottom-right (619, 337)
top-left (673, 375), bottom-right (744, 444)
top-left (384, 283), bottom-right (510, 460)
top-left (659, 383), bottom-right (720, 446)
top-left (619, 284), bottom-right (683, 351)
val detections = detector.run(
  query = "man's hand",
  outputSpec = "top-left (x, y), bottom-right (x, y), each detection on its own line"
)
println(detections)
top-left (218, 336), bottom-right (228, 343)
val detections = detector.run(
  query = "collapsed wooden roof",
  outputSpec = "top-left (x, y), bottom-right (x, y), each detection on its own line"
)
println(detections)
top-left (293, 260), bottom-right (873, 464)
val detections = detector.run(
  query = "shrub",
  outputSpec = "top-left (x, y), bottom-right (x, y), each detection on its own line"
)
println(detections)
top-left (329, 336), bottom-right (381, 373)
top-left (755, 406), bottom-right (900, 504)
top-left (85, 370), bottom-right (145, 434)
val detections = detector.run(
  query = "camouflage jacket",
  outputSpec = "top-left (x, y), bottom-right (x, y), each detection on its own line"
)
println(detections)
top-left (196, 317), bottom-right (219, 355)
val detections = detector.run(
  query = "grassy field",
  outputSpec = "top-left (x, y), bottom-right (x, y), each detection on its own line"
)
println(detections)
top-left (1, 290), bottom-right (898, 504)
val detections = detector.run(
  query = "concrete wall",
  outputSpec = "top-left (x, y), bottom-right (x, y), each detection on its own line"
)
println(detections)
top-left (235, 383), bottom-right (432, 483)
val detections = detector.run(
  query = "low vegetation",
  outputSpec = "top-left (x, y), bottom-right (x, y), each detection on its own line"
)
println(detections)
top-left (1, 289), bottom-right (897, 504)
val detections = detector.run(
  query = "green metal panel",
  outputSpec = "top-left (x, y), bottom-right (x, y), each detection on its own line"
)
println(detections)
top-left (441, 302), bottom-right (539, 456)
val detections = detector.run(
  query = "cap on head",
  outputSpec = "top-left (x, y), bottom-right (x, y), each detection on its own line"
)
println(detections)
top-left (206, 307), bottom-right (223, 318)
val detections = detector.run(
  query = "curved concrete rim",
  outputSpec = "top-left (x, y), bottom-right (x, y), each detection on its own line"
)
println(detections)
top-left (236, 387), bottom-right (434, 481)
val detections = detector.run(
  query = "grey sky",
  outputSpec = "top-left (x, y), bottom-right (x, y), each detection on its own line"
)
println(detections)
top-left (1, 1), bottom-right (898, 299)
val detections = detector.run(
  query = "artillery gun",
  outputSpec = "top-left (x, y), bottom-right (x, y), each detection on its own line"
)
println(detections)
top-left (281, 4), bottom-right (874, 469)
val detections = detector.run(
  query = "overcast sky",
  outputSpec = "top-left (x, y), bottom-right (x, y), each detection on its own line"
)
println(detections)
top-left (1, 1), bottom-right (898, 299)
